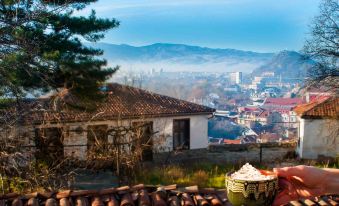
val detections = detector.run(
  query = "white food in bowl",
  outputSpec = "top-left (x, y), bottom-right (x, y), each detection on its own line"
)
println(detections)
top-left (230, 163), bottom-right (274, 181)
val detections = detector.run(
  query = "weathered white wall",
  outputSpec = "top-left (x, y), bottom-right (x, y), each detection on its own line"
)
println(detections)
top-left (150, 114), bottom-right (210, 152)
top-left (28, 114), bottom-right (210, 159)
top-left (297, 118), bottom-right (339, 159)
top-left (64, 125), bottom-right (87, 159)
top-left (188, 115), bottom-right (209, 149)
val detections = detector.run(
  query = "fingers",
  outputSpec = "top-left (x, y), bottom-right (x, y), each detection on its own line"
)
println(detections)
top-left (273, 179), bottom-right (299, 206)
top-left (273, 165), bottom-right (326, 206)
top-left (290, 177), bottom-right (324, 198)
top-left (273, 191), bottom-right (294, 206)
top-left (281, 176), bottom-right (323, 198)
top-left (260, 169), bottom-right (276, 176)
top-left (279, 178), bottom-right (293, 191)
top-left (273, 165), bottom-right (307, 178)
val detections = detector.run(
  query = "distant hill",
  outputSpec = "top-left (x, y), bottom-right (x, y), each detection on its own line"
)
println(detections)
top-left (86, 43), bottom-right (274, 73)
top-left (252, 50), bottom-right (314, 78)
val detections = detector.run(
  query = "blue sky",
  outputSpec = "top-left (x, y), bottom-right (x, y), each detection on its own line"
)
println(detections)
top-left (78, 0), bottom-right (321, 52)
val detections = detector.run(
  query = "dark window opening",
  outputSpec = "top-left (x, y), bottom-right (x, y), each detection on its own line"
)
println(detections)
top-left (34, 127), bottom-right (64, 165)
top-left (132, 121), bottom-right (153, 161)
top-left (87, 125), bottom-right (108, 155)
top-left (173, 119), bottom-right (190, 150)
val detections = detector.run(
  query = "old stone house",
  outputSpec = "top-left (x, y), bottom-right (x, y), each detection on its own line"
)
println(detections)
top-left (294, 96), bottom-right (339, 159)
top-left (2, 83), bottom-right (215, 161)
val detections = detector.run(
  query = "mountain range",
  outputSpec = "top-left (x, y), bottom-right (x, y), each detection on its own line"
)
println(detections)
top-left (87, 42), bottom-right (311, 76)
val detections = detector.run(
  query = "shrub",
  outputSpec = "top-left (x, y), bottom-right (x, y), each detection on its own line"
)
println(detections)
top-left (191, 170), bottom-right (209, 187)
top-left (164, 166), bottom-right (185, 180)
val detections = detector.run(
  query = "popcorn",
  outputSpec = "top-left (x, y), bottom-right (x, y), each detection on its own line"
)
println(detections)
top-left (230, 163), bottom-right (273, 181)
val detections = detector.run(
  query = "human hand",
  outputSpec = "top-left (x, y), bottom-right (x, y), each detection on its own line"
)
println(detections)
top-left (272, 165), bottom-right (330, 206)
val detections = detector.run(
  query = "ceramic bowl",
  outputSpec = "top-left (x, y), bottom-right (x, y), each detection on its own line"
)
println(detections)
top-left (225, 170), bottom-right (278, 206)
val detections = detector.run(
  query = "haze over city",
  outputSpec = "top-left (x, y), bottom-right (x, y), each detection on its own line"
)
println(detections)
top-left (0, 0), bottom-right (338, 202)
top-left (79, 0), bottom-right (321, 52)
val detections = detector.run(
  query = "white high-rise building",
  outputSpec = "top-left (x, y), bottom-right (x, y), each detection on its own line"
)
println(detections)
top-left (230, 72), bottom-right (242, 84)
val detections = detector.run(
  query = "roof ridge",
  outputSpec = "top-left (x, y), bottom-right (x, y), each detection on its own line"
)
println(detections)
top-left (6, 83), bottom-right (215, 124)
top-left (107, 83), bottom-right (214, 110)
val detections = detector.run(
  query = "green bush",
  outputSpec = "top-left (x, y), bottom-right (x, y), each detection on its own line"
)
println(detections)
top-left (0, 176), bottom-right (28, 193)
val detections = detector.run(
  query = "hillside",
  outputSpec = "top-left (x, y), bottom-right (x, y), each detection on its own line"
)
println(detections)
top-left (86, 43), bottom-right (274, 73)
top-left (252, 50), bottom-right (313, 78)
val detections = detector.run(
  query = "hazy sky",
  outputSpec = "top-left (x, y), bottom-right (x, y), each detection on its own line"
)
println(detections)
top-left (78, 0), bottom-right (321, 52)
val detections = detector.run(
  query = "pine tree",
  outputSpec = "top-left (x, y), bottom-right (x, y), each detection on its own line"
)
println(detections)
top-left (0, 0), bottom-right (119, 99)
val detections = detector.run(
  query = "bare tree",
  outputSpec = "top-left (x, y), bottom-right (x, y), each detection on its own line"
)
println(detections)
top-left (0, 111), bottom-right (77, 193)
top-left (303, 0), bottom-right (339, 91)
top-left (1, 96), bottom-right (166, 191)
top-left (86, 121), bottom-right (156, 178)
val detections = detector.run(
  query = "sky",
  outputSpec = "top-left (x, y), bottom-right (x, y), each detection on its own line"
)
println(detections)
top-left (77, 0), bottom-right (321, 52)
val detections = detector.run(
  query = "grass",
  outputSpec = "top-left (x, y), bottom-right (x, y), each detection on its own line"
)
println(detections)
top-left (309, 158), bottom-right (339, 169)
top-left (4, 158), bottom-right (338, 192)
top-left (134, 158), bottom-right (339, 188)
top-left (135, 162), bottom-right (238, 188)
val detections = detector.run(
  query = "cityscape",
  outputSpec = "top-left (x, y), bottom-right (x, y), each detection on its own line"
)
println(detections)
top-left (0, 0), bottom-right (338, 205)
top-left (109, 58), bottom-right (320, 146)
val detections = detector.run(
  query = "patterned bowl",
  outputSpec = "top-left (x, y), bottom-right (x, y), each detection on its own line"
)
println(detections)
top-left (225, 170), bottom-right (279, 206)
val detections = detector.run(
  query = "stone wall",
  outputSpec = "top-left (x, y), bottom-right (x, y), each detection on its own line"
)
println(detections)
top-left (153, 142), bottom-right (297, 165)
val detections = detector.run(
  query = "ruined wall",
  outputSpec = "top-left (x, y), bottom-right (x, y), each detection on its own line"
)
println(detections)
top-left (153, 142), bottom-right (297, 165)
top-left (25, 114), bottom-right (210, 160)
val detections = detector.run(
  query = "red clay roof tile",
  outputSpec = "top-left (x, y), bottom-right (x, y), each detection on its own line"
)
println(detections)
top-left (0, 185), bottom-right (338, 206)
top-left (1, 83), bottom-right (215, 124)
top-left (264, 98), bottom-right (303, 105)
top-left (223, 139), bottom-right (241, 144)
top-left (294, 97), bottom-right (338, 119)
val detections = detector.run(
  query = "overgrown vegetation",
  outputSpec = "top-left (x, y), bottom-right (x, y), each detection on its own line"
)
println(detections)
top-left (0, 113), bottom-right (157, 193)
top-left (135, 163), bottom-right (231, 188)
top-left (134, 162), bottom-right (268, 188)
top-left (0, 0), bottom-right (121, 193)
top-left (134, 160), bottom-right (339, 188)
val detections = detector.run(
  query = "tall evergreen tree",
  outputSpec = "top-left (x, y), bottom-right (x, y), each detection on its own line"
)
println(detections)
top-left (0, 0), bottom-right (119, 99)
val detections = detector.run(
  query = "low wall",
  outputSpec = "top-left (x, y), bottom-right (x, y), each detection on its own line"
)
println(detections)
top-left (153, 142), bottom-right (297, 165)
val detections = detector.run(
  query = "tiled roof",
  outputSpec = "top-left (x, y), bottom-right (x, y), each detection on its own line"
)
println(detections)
top-left (264, 98), bottom-right (303, 106)
top-left (0, 185), bottom-right (230, 206)
top-left (294, 97), bottom-right (339, 119)
top-left (1, 83), bottom-right (215, 124)
top-left (0, 184), bottom-right (338, 206)
top-left (223, 139), bottom-right (241, 144)
top-left (262, 98), bottom-right (304, 114)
